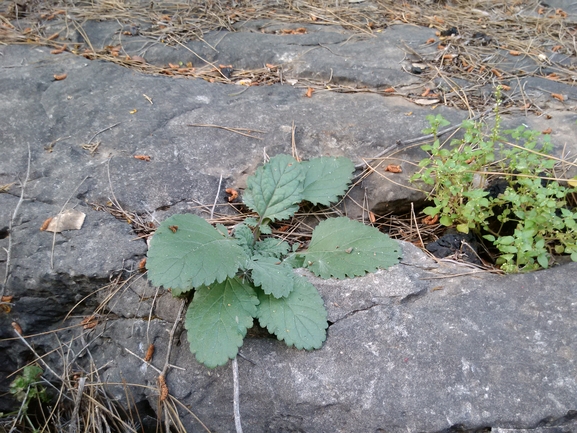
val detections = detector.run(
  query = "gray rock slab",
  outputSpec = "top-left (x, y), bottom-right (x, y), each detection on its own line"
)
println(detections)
top-left (63, 20), bottom-right (436, 88)
top-left (2, 11), bottom-right (577, 430)
top-left (0, 192), bottom-right (146, 411)
top-left (52, 18), bottom-right (577, 115)
top-left (0, 42), bottom-right (467, 216)
top-left (72, 242), bottom-right (577, 433)
top-left (0, 195), bottom-right (146, 326)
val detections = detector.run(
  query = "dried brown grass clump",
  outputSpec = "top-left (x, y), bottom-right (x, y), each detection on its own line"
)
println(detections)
top-left (2, 271), bottom-right (209, 432)
top-left (2, 1), bottom-right (574, 78)
top-left (1, 0), bottom-right (575, 113)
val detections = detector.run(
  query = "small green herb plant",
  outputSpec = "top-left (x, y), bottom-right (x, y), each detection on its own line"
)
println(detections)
top-left (8, 364), bottom-right (49, 432)
top-left (147, 154), bottom-right (401, 367)
top-left (412, 99), bottom-right (577, 273)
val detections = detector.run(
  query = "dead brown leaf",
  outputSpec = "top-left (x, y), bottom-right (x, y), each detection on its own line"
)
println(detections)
top-left (81, 315), bottom-right (98, 329)
top-left (44, 209), bottom-right (86, 233)
top-left (281, 28), bottom-right (307, 35)
top-left (12, 322), bottom-right (22, 335)
top-left (138, 258), bottom-right (147, 272)
top-left (423, 215), bottom-right (439, 225)
top-left (368, 211), bottom-right (376, 224)
top-left (50, 44), bottom-right (67, 54)
top-left (158, 374), bottom-right (168, 401)
top-left (556, 9), bottom-right (568, 18)
top-left (39, 217), bottom-right (53, 231)
top-left (144, 344), bottom-right (155, 362)
top-left (385, 164), bottom-right (402, 173)
top-left (414, 98), bottom-right (440, 106)
top-left (225, 188), bottom-right (239, 202)
top-left (1, 296), bottom-right (13, 313)
top-left (551, 93), bottom-right (564, 102)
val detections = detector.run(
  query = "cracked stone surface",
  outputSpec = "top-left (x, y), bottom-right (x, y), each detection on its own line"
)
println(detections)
top-left (60, 242), bottom-right (577, 433)
top-left (1, 2), bottom-right (577, 431)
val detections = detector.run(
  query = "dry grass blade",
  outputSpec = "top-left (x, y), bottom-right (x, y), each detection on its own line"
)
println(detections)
top-left (187, 123), bottom-right (265, 139)
top-left (4, 320), bottom-right (166, 432)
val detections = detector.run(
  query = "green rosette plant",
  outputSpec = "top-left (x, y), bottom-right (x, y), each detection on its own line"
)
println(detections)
top-left (147, 155), bottom-right (402, 367)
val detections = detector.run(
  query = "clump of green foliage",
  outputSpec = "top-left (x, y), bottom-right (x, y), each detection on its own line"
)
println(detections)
top-left (147, 154), bottom-right (401, 367)
top-left (7, 364), bottom-right (49, 431)
top-left (412, 94), bottom-right (577, 273)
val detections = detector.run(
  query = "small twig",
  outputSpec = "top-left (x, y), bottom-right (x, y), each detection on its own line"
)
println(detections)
top-left (1, 143), bottom-right (31, 300)
top-left (44, 135), bottom-right (72, 153)
top-left (410, 202), bottom-right (426, 250)
top-left (354, 143), bottom-right (397, 170)
top-left (237, 351), bottom-right (257, 365)
top-left (291, 120), bottom-right (300, 162)
top-left (169, 394), bottom-right (212, 432)
top-left (228, 86), bottom-right (251, 97)
top-left (105, 156), bottom-right (126, 224)
top-left (502, 141), bottom-right (577, 168)
top-left (86, 122), bottom-right (121, 145)
top-left (161, 300), bottom-right (186, 376)
top-left (355, 108), bottom-right (493, 170)
top-left (169, 36), bottom-right (223, 76)
top-left (460, 241), bottom-right (486, 266)
top-left (211, 174), bottom-right (223, 220)
top-left (123, 348), bottom-right (161, 374)
top-left (152, 300), bottom-right (187, 415)
top-left (68, 376), bottom-right (86, 433)
top-left (187, 123), bottom-right (264, 139)
top-left (232, 357), bottom-right (243, 433)
top-left (12, 327), bottom-right (61, 380)
top-left (8, 384), bottom-right (30, 433)
top-left (164, 404), bottom-right (171, 433)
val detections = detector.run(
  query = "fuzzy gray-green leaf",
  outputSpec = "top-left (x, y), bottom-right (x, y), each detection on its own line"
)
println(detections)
top-left (243, 154), bottom-right (305, 222)
top-left (302, 157), bottom-right (355, 206)
top-left (248, 256), bottom-right (295, 298)
top-left (303, 217), bottom-right (401, 279)
top-left (233, 224), bottom-right (255, 256)
top-left (254, 238), bottom-right (290, 258)
top-left (147, 214), bottom-right (247, 292)
top-left (256, 274), bottom-right (327, 350)
top-left (186, 277), bottom-right (259, 368)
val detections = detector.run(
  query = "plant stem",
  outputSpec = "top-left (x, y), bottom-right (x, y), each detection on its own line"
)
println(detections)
top-left (232, 357), bottom-right (243, 433)
top-left (253, 224), bottom-right (261, 244)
